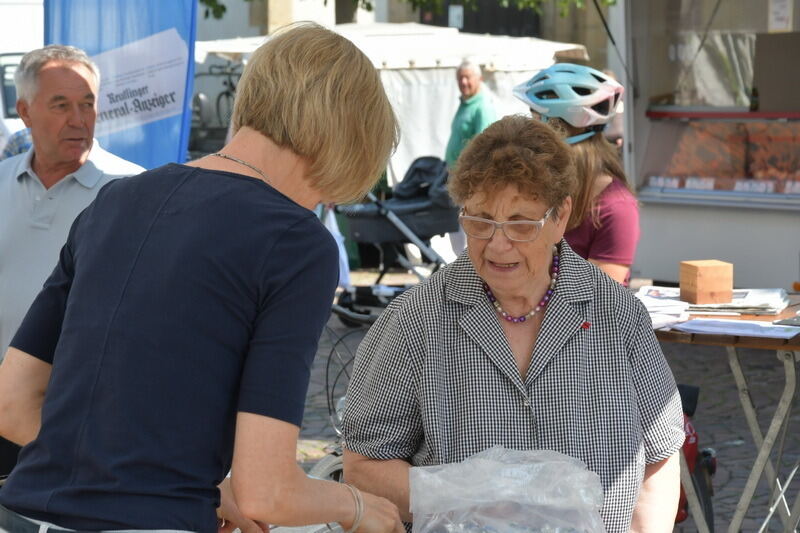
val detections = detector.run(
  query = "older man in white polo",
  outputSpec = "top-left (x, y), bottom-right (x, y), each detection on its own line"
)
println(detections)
top-left (0, 44), bottom-right (143, 473)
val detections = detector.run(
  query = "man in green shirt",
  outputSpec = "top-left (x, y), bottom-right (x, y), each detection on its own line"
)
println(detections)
top-left (445, 60), bottom-right (496, 167)
top-left (445, 60), bottom-right (496, 254)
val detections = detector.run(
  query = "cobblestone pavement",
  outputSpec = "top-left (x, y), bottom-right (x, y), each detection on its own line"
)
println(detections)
top-left (298, 281), bottom-right (800, 532)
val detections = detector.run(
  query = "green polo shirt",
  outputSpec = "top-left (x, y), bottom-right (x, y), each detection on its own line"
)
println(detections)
top-left (445, 90), bottom-right (496, 167)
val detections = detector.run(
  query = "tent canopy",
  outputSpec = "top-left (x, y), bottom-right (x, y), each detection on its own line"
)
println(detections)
top-left (194, 23), bottom-right (589, 187)
top-left (195, 22), bottom-right (587, 70)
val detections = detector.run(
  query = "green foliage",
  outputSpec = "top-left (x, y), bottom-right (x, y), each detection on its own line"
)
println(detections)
top-left (199, 0), bottom-right (253, 19)
top-left (400, 0), bottom-right (615, 16)
top-left (200, 0), bottom-right (615, 19)
top-left (199, 0), bottom-right (225, 19)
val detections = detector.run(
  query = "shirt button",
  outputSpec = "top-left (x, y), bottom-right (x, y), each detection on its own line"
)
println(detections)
top-left (35, 195), bottom-right (41, 201)
top-left (523, 399), bottom-right (530, 407)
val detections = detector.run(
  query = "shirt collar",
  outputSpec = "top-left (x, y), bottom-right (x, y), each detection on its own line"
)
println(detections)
top-left (461, 89), bottom-right (485, 105)
top-left (444, 240), bottom-right (594, 308)
top-left (15, 140), bottom-right (103, 189)
top-left (12, 146), bottom-right (35, 181)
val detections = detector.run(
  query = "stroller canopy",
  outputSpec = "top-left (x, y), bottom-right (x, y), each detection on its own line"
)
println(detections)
top-left (393, 156), bottom-right (453, 208)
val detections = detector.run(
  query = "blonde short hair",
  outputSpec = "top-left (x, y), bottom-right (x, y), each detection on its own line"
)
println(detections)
top-left (449, 115), bottom-right (576, 215)
top-left (232, 23), bottom-right (399, 203)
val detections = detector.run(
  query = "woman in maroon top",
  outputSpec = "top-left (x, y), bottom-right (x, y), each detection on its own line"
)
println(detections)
top-left (514, 64), bottom-right (639, 285)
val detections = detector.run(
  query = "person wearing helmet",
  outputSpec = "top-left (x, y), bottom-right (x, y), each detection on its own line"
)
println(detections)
top-left (514, 63), bottom-right (639, 286)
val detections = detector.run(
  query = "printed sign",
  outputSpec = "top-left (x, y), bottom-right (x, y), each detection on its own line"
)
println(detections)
top-left (768, 0), bottom-right (794, 33)
top-left (448, 5), bottom-right (464, 29)
top-left (782, 180), bottom-right (800, 194)
top-left (733, 179), bottom-right (776, 194)
top-left (684, 177), bottom-right (716, 190)
top-left (93, 29), bottom-right (188, 137)
top-left (648, 175), bottom-right (681, 189)
top-left (46, 0), bottom-right (196, 169)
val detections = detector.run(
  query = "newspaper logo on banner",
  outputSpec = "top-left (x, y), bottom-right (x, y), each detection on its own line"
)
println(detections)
top-left (93, 29), bottom-right (188, 136)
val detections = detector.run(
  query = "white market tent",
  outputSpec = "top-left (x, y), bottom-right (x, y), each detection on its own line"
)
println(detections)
top-left (195, 23), bottom-right (588, 186)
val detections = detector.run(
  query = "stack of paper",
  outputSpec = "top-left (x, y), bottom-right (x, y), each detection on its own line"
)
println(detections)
top-left (635, 287), bottom-right (690, 314)
top-left (686, 288), bottom-right (790, 315)
top-left (634, 287), bottom-right (690, 329)
top-left (636, 286), bottom-right (790, 316)
top-left (672, 319), bottom-right (800, 340)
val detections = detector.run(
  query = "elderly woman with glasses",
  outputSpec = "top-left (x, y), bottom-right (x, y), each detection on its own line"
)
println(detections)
top-left (341, 115), bottom-right (685, 533)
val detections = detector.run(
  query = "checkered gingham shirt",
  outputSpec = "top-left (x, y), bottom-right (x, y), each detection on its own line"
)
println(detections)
top-left (343, 241), bottom-right (685, 533)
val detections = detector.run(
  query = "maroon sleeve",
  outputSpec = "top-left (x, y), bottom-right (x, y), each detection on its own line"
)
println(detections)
top-left (585, 184), bottom-right (640, 265)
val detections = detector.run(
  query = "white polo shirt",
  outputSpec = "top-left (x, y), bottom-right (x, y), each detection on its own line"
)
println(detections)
top-left (0, 141), bottom-right (144, 356)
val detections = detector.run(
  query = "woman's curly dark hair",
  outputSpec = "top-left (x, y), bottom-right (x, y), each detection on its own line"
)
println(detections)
top-left (448, 115), bottom-right (577, 216)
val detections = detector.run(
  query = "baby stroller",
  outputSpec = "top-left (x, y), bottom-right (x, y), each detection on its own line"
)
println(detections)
top-left (334, 156), bottom-right (459, 324)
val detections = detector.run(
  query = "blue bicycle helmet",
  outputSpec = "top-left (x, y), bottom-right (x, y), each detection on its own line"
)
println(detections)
top-left (513, 63), bottom-right (624, 143)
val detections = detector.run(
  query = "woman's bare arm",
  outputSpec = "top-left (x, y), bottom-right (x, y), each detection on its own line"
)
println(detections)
top-left (0, 348), bottom-right (51, 445)
top-left (343, 449), bottom-right (413, 522)
top-left (589, 259), bottom-right (630, 285)
top-left (231, 412), bottom-right (404, 533)
top-left (630, 452), bottom-right (680, 533)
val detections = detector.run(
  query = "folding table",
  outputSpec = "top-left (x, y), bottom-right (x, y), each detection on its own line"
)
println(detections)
top-left (656, 296), bottom-right (800, 532)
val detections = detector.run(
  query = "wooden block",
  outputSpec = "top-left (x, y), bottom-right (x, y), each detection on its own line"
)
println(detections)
top-left (679, 260), bottom-right (733, 304)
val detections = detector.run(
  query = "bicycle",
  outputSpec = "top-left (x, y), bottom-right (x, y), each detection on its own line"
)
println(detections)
top-left (187, 63), bottom-right (243, 159)
top-left (208, 62), bottom-right (242, 127)
top-left (306, 305), bottom-right (375, 482)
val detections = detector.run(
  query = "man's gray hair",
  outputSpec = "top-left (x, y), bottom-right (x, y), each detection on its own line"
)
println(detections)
top-left (14, 45), bottom-right (100, 103)
top-left (457, 59), bottom-right (482, 77)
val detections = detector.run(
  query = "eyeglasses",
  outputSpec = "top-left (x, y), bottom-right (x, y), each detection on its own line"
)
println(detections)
top-left (459, 207), bottom-right (554, 242)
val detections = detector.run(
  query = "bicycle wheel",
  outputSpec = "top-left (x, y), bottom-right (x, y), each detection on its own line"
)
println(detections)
top-left (216, 90), bottom-right (235, 127)
top-left (322, 326), bottom-right (364, 434)
top-left (308, 451), bottom-right (344, 483)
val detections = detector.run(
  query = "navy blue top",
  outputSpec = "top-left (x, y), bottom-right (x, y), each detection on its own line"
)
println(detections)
top-left (0, 164), bottom-right (338, 532)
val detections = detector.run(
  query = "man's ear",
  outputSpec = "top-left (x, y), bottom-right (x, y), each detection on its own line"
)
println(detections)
top-left (16, 99), bottom-right (31, 128)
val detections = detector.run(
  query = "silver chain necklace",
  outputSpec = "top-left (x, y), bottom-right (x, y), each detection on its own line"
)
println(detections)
top-left (210, 152), bottom-right (271, 184)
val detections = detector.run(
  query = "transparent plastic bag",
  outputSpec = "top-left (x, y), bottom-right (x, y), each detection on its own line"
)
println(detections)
top-left (409, 446), bottom-right (606, 533)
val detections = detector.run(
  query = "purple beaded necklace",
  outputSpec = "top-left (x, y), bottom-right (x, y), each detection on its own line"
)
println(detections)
top-left (483, 245), bottom-right (559, 324)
